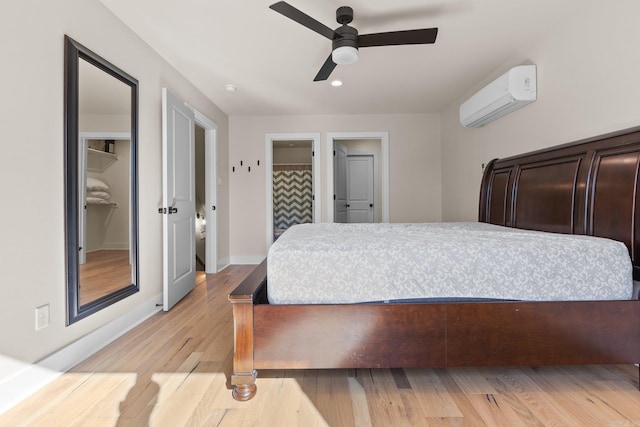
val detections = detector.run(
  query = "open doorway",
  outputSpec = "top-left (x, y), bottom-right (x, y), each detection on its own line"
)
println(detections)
top-left (191, 109), bottom-right (218, 274)
top-left (161, 89), bottom-right (219, 311)
top-left (328, 132), bottom-right (389, 223)
top-left (334, 140), bottom-right (380, 223)
top-left (273, 140), bottom-right (313, 239)
top-left (265, 133), bottom-right (321, 249)
top-left (195, 124), bottom-right (206, 270)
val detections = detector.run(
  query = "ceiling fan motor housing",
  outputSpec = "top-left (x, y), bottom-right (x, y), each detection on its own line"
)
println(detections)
top-left (333, 6), bottom-right (357, 55)
top-left (333, 25), bottom-right (358, 50)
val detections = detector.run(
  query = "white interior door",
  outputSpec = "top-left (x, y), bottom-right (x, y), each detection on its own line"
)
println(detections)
top-left (162, 88), bottom-right (196, 311)
top-left (334, 141), bottom-right (348, 223)
top-left (347, 155), bottom-right (374, 223)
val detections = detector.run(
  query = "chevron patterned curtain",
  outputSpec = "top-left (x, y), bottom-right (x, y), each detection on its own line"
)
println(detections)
top-left (273, 164), bottom-right (313, 231)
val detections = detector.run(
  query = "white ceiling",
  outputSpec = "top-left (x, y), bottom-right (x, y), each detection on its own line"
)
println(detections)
top-left (99, 0), bottom-right (586, 116)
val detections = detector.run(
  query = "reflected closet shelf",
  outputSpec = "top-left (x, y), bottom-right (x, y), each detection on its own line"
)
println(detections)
top-left (87, 199), bottom-right (118, 208)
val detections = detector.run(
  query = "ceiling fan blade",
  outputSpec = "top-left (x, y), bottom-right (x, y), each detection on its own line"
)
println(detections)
top-left (313, 55), bottom-right (337, 81)
top-left (358, 28), bottom-right (438, 48)
top-left (270, 1), bottom-right (337, 40)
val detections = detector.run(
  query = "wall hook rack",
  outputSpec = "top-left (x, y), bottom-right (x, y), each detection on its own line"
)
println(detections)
top-left (232, 160), bottom-right (260, 173)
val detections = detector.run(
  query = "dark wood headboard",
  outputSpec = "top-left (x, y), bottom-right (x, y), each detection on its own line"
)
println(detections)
top-left (479, 127), bottom-right (640, 280)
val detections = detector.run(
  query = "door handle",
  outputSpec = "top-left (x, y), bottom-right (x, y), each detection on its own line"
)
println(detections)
top-left (164, 199), bottom-right (178, 214)
top-left (158, 206), bottom-right (178, 214)
top-left (346, 204), bottom-right (350, 208)
top-left (369, 203), bottom-right (373, 208)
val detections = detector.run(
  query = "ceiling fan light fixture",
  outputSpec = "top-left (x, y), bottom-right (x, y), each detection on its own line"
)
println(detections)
top-left (269, 2), bottom-right (438, 81)
top-left (332, 46), bottom-right (358, 65)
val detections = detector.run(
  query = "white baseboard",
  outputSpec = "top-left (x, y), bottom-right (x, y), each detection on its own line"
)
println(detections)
top-left (0, 294), bottom-right (162, 415)
top-left (229, 255), bottom-right (264, 265)
top-left (100, 243), bottom-right (129, 250)
top-left (216, 256), bottom-right (230, 271)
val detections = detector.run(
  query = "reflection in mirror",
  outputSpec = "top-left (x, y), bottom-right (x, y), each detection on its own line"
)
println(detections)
top-left (65, 36), bottom-right (138, 324)
top-left (78, 132), bottom-right (131, 305)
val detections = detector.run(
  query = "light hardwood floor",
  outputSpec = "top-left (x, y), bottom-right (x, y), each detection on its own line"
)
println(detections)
top-left (79, 250), bottom-right (132, 306)
top-left (3, 265), bottom-right (640, 426)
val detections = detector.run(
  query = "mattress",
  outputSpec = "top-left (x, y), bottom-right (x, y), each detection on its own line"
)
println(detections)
top-left (266, 222), bottom-right (633, 304)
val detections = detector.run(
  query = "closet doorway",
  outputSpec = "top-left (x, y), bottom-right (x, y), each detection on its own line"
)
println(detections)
top-left (333, 140), bottom-right (380, 224)
top-left (265, 133), bottom-right (321, 249)
top-left (327, 132), bottom-right (389, 223)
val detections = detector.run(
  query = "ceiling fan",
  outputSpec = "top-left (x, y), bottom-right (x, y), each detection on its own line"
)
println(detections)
top-left (269, 1), bottom-right (439, 81)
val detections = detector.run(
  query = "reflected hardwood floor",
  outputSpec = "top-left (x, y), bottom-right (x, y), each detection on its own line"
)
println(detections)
top-left (2, 265), bottom-right (640, 426)
top-left (79, 250), bottom-right (132, 306)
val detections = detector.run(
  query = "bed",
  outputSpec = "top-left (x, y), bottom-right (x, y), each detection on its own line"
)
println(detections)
top-left (229, 126), bottom-right (640, 401)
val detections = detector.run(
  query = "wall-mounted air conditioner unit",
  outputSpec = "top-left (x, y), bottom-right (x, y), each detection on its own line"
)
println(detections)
top-left (460, 65), bottom-right (536, 128)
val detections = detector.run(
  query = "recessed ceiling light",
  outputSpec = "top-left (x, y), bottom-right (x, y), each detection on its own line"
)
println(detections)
top-left (331, 80), bottom-right (343, 87)
top-left (225, 84), bottom-right (237, 92)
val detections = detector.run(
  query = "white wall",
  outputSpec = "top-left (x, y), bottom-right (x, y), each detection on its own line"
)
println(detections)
top-left (229, 114), bottom-right (441, 259)
top-left (441, 0), bottom-right (640, 221)
top-left (0, 0), bottom-right (229, 383)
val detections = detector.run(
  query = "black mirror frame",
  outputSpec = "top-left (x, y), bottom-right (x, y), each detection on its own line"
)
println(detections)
top-left (64, 35), bottom-right (139, 324)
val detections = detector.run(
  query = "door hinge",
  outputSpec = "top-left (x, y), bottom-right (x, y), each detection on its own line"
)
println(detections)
top-left (333, 194), bottom-right (336, 200)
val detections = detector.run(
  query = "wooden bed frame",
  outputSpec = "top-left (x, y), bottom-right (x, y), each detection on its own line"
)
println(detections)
top-left (229, 127), bottom-right (640, 401)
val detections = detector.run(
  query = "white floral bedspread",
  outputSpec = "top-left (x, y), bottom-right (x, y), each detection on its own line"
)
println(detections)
top-left (266, 222), bottom-right (633, 304)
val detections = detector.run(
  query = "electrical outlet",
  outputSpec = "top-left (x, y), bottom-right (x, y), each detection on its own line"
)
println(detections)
top-left (35, 304), bottom-right (50, 331)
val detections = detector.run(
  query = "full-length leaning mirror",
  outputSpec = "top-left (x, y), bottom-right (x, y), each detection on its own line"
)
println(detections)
top-left (64, 36), bottom-right (139, 324)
